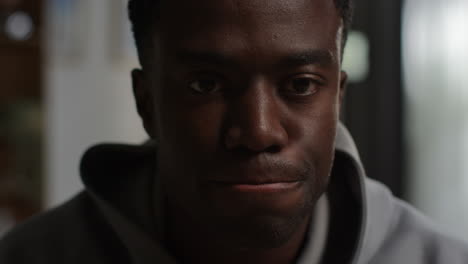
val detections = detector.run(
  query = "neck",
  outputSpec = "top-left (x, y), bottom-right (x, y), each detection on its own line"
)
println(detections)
top-left (165, 206), bottom-right (311, 264)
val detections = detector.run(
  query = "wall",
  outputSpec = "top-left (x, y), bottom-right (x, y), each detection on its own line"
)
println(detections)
top-left (43, 0), bottom-right (146, 207)
top-left (403, 0), bottom-right (468, 241)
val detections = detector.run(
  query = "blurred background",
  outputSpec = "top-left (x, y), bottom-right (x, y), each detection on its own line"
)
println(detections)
top-left (0, 0), bottom-right (467, 242)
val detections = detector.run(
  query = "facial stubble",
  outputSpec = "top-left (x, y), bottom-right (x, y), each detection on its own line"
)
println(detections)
top-left (199, 160), bottom-right (329, 251)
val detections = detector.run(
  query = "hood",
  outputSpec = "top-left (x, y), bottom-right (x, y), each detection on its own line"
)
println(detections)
top-left (79, 123), bottom-right (395, 264)
top-left (334, 123), bottom-right (397, 264)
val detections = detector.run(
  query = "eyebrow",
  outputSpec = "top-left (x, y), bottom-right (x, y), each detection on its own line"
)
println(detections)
top-left (174, 51), bottom-right (237, 67)
top-left (279, 50), bottom-right (336, 68)
top-left (173, 49), bottom-right (336, 69)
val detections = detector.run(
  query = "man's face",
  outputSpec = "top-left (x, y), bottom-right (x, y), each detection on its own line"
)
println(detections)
top-left (136, 0), bottom-right (346, 248)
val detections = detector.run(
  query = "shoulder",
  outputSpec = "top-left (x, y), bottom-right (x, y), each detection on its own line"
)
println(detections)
top-left (0, 192), bottom-right (128, 264)
top-left (364, 179), bottom-right (468, 264)
top-left (397, 200), bottom-right (468, 259)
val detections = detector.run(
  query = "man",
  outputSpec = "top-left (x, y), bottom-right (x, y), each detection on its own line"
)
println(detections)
top-left (1, 0), bottom-right (468, 263)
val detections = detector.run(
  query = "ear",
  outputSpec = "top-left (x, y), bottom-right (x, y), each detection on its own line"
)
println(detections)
top-left (338, 70), bottom-right (348, 107)
top-left (131, 69), bottom-right (156, 138)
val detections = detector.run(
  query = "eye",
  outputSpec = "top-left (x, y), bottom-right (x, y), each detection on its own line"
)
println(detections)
top-left (188, 79), bottom-right (222, 94)
top-left (283, 77), bottom-right (321, 96)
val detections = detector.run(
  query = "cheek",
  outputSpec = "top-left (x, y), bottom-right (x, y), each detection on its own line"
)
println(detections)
top-left (299, 115), bottom-right (336, 166)
top-left (158, 96), bottom-right (226, 162)
top-left (289, 93), bottom-right (339, 173)
top-left (157, 98), bottom-right (227, 215)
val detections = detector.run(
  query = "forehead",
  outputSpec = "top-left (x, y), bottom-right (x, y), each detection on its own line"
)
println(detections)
top-left (157, 0), bottom-right (342, 62)
top-left (160, 0), bottom-right (338, 23)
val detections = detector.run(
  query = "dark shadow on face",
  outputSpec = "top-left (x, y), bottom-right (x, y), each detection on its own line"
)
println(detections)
top-left (133, 0), bottom-right (347, 252)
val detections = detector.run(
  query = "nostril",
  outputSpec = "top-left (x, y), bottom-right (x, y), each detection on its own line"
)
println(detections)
top-left (229, 145), bottom-right (282, 156)
top-left (230, 146), bottom-right (254, 157)
top-left (265, 145), bottom-right (281, 153)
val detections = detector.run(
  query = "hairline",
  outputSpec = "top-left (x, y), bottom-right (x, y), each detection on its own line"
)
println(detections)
top-left (129, 0), bottom-right (353, 68)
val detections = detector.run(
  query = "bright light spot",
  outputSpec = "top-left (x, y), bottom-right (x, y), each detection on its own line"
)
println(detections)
top-left (342, 31), bottom-right (370, 83)
top-left (0, 209), bottom-right (15, 238)
top-left (5, 11), bottom-right (34, 41)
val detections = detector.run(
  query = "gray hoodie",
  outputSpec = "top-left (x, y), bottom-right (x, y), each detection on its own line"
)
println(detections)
top-left (1, 124), bottom-right (467, 263)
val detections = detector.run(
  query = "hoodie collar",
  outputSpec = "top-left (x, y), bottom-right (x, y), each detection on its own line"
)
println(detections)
top-left (80, 123), bottom-right (379, 264)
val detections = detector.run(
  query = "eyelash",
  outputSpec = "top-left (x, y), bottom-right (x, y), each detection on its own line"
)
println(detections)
top-left (186, 72), bottom-right (225, 94)
top-left (186, 73), bottom-right (324, 96)
top-left (188, 79), bottom-right (222, 94)
top-left (278, 74), bottom-right (324, 98)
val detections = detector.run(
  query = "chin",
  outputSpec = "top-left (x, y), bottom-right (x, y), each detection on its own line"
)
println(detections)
top-left (202, 183), bottom-right (319, 250)
top-left (230, 215), bottom-right (306, 250)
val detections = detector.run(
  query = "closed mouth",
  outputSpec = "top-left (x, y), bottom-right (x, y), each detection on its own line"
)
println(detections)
top-left (209, 180), bottom-right (303, 193)
top-left (211, 179), bottom-right (303, 185)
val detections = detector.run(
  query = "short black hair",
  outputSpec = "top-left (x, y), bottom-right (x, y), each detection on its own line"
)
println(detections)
top-left (128, 0), bottom-right (353, 66)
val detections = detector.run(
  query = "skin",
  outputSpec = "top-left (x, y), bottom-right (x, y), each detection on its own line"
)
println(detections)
top-left (132, 0), bottom-right (347, 263)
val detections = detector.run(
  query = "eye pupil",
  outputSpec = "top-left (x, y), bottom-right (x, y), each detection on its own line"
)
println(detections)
top-left (292, 78), bottom-right (311, 93)
top-left (190, 79), bottom-right (219, 93)
top-left (200, 80), bottom-right (216, 90)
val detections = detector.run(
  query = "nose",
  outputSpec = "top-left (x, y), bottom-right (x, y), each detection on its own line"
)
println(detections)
top-left (224, 80), bottom-right (288, 153)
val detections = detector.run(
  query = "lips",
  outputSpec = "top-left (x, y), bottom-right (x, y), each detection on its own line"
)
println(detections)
top-left (206, 157), bottom-right (309, 186)
top-left (203, 157), bottom-right (310, 205)
top-left (213, 181), bottom-right (302, 193)
top-left (210, 178), bottom-right (302, 185)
